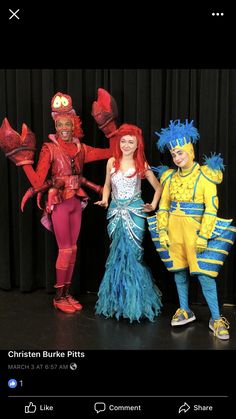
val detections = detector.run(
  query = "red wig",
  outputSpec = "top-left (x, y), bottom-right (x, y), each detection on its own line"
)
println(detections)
top-left (113, 123), bottom-right (148, 178)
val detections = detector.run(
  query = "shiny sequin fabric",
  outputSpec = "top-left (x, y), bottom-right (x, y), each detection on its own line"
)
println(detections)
top-left (110, 168), bottom-right (141, 200)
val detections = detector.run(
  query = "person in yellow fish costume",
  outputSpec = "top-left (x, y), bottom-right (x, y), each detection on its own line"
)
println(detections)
top-left (148, 119), bottom-right (236, 340)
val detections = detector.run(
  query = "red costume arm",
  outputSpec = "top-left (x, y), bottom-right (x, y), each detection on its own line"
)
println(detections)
top-left (22, 144), bottom-right (51, 188)
top-left (83, 143), bottom-right (114, 163)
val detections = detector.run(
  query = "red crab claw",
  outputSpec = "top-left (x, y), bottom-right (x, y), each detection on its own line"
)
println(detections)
top-left (91, 88), bottom-right (118, 138)
top-left (0, 118), bottom-right (36, 165)
top-left (20, 180), bottom-right (52, 212)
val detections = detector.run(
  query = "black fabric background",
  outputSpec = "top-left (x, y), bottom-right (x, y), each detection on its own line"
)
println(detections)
top-left (0, 69), bottom-right (235, 305)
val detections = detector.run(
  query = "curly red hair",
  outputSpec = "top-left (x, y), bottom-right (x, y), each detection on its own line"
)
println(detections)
top-left (113, 123), bottom-right (148, 178)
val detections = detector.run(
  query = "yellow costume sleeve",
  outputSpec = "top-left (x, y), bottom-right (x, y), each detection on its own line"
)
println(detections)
top-left (156, 170), bottom-right (173, 231)
top-left (199, 166), bottom-right (222, 239)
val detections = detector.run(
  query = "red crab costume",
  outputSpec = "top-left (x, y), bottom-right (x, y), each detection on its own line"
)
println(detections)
top-left (0, 89), bottom-right (118, 313)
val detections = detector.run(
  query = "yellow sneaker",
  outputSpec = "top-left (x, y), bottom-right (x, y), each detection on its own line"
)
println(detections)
top-left (171, 308), bottom-right (196, 326)
top-left (209, 317), bottom-right (230, 340)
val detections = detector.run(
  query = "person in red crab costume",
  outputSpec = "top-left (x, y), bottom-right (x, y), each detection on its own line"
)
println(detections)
top-left (0, 89), bottom-right (118, 314)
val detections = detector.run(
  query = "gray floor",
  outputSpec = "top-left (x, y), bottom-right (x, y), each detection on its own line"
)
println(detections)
top-left (0, 289), bottom-right (235, 350)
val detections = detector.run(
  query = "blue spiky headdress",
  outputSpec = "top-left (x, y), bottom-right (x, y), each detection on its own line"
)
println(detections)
top-left (155, 119), bottom-right (200, 152)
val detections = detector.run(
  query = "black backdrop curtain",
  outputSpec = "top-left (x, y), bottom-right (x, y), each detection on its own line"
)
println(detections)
top-left (0, 69), bottom-right (235, 305)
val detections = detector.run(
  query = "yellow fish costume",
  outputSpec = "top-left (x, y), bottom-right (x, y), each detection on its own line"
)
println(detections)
top-left (148, 120), bottom-right (236, 340)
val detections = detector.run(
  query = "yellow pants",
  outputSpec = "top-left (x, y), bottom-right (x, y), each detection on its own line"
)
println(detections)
top-left (167, 215), bottom-right (220, 277)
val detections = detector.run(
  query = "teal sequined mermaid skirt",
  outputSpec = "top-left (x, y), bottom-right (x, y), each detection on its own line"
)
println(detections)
top-left (95, 195), bottom-right (162, 322)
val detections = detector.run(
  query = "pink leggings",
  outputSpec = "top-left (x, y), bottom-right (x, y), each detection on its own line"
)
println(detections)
top-left (51, 196), bottom-right (82, 287)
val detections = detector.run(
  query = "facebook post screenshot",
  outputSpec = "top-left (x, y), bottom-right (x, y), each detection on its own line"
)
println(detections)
top-left (0, 3), bottom-right (235, 418)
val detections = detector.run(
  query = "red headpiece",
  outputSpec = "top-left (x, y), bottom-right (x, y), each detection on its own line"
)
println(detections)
top-left (51, 92), bottom-right (75, 117)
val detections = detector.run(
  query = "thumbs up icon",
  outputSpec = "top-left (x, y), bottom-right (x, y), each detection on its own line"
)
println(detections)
top-left (24, 402), bottom-right (37, 413)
